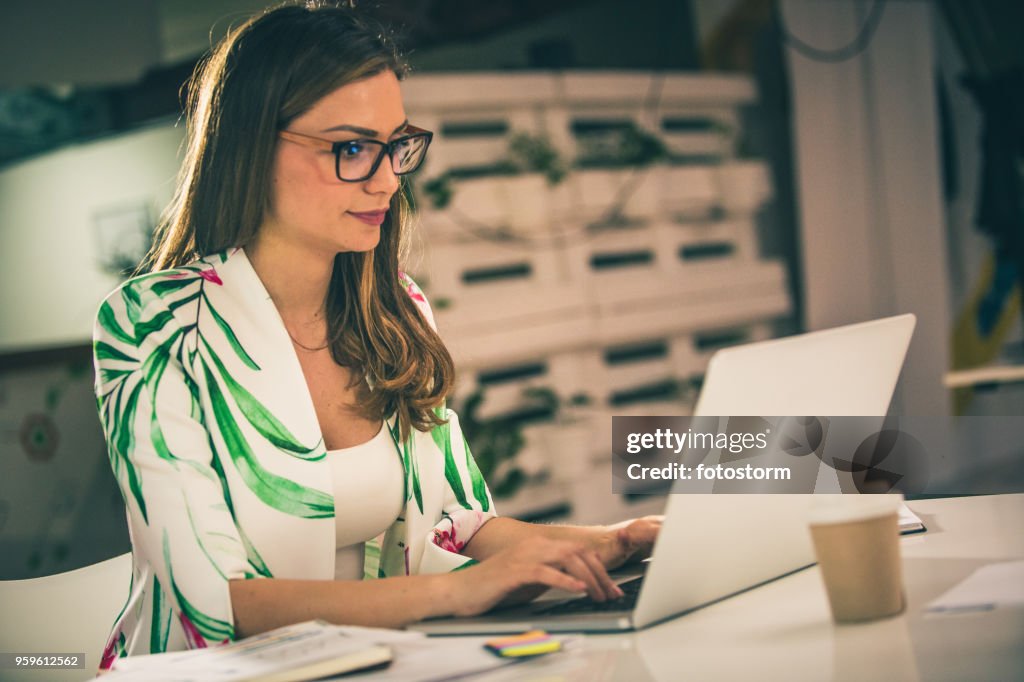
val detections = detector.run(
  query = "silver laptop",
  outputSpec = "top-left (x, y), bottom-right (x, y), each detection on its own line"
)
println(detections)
top-left (411, 314), bottom-right (917, 634)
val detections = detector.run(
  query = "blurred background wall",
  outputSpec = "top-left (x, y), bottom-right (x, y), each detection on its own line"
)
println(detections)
top-left (0, 0), bottom-right (1021, 579)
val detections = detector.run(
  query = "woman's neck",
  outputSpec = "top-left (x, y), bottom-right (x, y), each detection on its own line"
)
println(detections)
top-left (244, 234), bottom-right (334, 328)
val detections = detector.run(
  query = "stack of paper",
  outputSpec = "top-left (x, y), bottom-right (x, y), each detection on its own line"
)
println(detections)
top-left (927, 560), bottom-right (1024, 613)
top-left (898, 502), bottom-right (926, 534)
top-left (102, 621), bottom-right (392, 682)
top-left (101, 621), bottom-right (554, 682)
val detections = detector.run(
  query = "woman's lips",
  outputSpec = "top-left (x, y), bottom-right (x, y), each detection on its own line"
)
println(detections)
top-left (348, 210), bottom-right (388, 226)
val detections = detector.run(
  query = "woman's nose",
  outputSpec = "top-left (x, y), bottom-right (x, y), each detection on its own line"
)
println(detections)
top-left (365, 154), bottom-right (400, 195)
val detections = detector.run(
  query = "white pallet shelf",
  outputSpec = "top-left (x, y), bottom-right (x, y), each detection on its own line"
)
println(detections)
top-left (402, 73), bottom-right (561, 110)
top-left (402, 71), bottom-right (791, 524)
top-left (495, 463), bottom-right (668, 524)
top-left (436, 259), bottom-right (790, 370)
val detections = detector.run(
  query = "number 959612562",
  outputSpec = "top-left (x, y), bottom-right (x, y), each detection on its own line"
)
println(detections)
top-left (3, 654), bottom-right (83, 669)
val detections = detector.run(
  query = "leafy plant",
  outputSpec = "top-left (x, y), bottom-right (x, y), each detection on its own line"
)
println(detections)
top-left (575, 123), bottom-right (668, 169)
top-left (421, 175), bottom-right (453, 210)
top-left (508, 132), bottom-right (567, 185)
top-left (416, 131), bottom-right (568, 210)
top-left (456, 388), bottom-right (527, 498)
top-left (455, 384), bottom-right (595, 497)
top-left (521, 387), bottom-right (593, 423)
top-left (567, 392), bottom-right (593, 408)
top-left (571, 123), bottom-right (671, 230)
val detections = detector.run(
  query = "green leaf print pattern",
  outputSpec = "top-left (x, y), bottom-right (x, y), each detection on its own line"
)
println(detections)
top-left (97, 259), bottom-right (333, 536)
top-left (150, 575), bottom-right (171, 654)
top-left (200, 335), bottom-right (321, 459)
top-left (430, 405), bottom-right (489, 512)
top-left (205, 442), bottom-right (273, 578)
top-left (392, 422), bottom-right (423, 513)
top-left (432, 418), bottom-right (470, 510)
top-left (98, 301), bottom-right (135, 345)
top-left (150, 277), bottom-right (197, 298)
top-left (121, 286), bottom-right (141, 328)
top-left (113, 380), bottom-right (148, 522)
top-left (134, 309), bottom-right (175, 344)
top-left (95, 340), bottom-right (135, 363)
top-left (465, 437), bottom-right (490, 513)
top-left (162, 531), bottom-right (234, 643)
top-left (201, 360), bottom-right (333, 519)
top-left (201, 290), bottom-right (260, 371)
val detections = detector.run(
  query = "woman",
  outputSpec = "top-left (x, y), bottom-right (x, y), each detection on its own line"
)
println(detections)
top-left (92, 1), bottom-right (659, 667)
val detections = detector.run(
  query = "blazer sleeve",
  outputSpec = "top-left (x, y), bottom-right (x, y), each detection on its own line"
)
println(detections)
top-left (94, 278), bottom-right (257, 649)
top-left (398, 272), bottom-right (498, 573)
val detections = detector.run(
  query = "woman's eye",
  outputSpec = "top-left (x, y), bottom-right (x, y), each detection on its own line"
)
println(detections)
top-left (340, 141), bottom-right (364, 157)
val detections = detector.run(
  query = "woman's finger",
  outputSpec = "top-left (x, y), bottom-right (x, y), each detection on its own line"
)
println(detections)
top-left (529, 539), bottom-right (614, 600)
top-left (559, 553), bottom-right (607, 601)
top-left (581, 549), bottom-right (624, 600)
top-left (524, 564), bottom-right (587, 595)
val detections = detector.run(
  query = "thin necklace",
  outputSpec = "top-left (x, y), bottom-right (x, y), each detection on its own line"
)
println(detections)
top-left (287, 329), bottom-right (329, 352)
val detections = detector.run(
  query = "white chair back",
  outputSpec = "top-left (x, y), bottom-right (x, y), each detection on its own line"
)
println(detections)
top-left (0, 553), bottom-right (131, 681)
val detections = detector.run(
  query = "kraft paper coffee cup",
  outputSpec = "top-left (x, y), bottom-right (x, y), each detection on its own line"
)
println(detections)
top-left (809, 494), bottom-right (905, 624)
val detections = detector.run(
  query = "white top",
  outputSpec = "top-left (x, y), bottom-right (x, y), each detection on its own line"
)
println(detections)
top-left (327, 421), bottom-right (405, 580)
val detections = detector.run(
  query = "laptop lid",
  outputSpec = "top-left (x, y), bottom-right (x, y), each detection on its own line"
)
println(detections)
top-left (694, 313), bottom-right (916, 416)
top-left (632, 314), bottom-right (917, 628)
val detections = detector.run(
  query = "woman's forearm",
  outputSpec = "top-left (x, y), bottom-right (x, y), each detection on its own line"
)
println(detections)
top-left (228, 573), bottom-right (456, 638)
top-left (463, 517), bottom-right (607, 562)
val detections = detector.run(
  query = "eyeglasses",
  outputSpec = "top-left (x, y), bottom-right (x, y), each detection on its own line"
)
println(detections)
top-left (278, 125), bottom-right (433, 182)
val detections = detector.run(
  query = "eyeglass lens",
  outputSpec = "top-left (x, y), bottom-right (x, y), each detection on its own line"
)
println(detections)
top-left (336, 135), bottom-right (429, 181)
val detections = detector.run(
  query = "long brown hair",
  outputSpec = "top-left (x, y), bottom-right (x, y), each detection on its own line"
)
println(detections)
top-left (144, 1), bottom-right (453, 440)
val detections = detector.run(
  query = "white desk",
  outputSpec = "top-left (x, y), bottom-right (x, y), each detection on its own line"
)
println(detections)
top-left (470, 494), bottom-right (1024, 681)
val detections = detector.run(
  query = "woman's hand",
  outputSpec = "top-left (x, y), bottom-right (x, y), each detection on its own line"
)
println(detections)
top-left (447, 536), bottom-right (625, 617)
top-left (594, 515), bottom-right (663, 571)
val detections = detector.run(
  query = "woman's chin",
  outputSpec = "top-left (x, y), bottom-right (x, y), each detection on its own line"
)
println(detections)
top-left (338, 234), bottom-right (381, 254)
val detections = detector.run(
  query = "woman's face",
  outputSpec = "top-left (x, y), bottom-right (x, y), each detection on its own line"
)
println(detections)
top-left (262, 69), bottom-right (406, 257)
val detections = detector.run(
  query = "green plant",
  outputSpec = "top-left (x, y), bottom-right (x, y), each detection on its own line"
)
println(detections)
top-left (457, 388), bottom-right (527, 498)
top-left (421, 175), bottom-right (453, 210)
top-left (575, 123), bottom-right (668, 169)
top-left (415, 131), bottom-right (568, 211)
top-left (568, 391), bottom-right (592, 406)
top-left (456, 385), bottom-right (595, 497)
top-left (521, 385), bottom-right (558, 414)
top-left (508, 132), bottom-right (567, 185)
top-left (521, 386), bottom-right (593, 423)
top-left (572, 123), bottom-right (670, 230)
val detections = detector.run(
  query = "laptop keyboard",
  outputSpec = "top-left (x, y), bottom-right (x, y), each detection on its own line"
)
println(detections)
top-left (535, 576), bottom-right (644, 615)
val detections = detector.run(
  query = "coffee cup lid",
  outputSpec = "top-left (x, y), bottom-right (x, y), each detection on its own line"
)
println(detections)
top-left (808, 493), bottom-right (904, 525)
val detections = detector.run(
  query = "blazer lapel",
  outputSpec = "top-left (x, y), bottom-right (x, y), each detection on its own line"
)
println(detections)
top-left (199, 248), bottom-right (335, 580)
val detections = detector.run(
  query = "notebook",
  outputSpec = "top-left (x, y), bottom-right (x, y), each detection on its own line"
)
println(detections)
top-left (103, 620), bottom-right (392, 682)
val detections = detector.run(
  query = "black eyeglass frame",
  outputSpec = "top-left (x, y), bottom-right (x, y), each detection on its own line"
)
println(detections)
top-left (277, 125), bottom-right (433, 182)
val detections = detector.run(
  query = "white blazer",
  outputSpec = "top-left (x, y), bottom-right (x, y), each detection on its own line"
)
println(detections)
top-left (92, 247), bottom-right (495, 666)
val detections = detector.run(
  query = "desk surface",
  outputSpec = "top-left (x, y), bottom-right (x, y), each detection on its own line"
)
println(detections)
top-left (470, 494), bottom-right (1024, 682)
